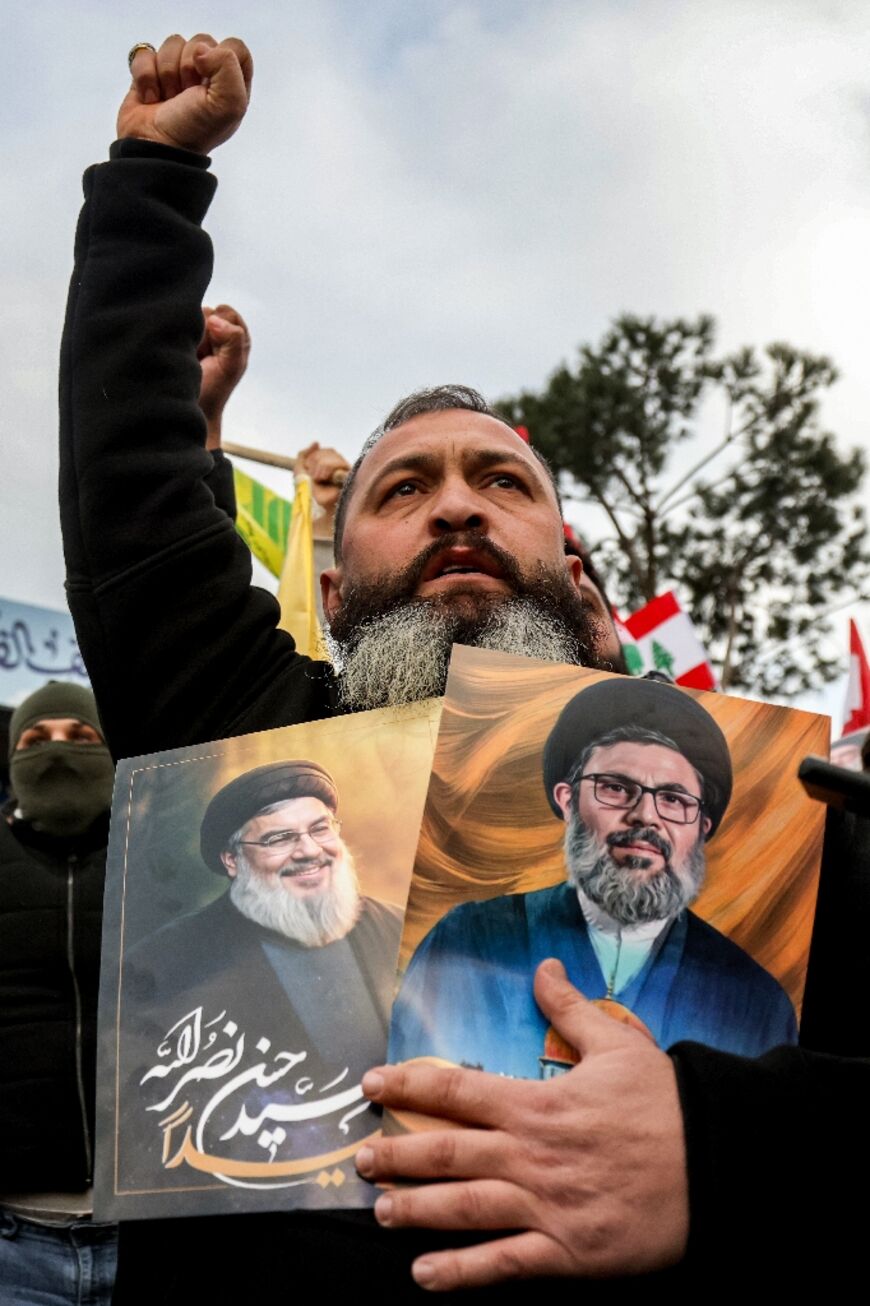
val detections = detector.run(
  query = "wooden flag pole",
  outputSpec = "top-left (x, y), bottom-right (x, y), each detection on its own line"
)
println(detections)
top-left (222, 440), bottom-right (347, 484)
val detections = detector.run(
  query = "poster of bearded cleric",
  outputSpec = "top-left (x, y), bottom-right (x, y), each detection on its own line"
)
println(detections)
top-left (94, 700), bottom-right (441, 1220)
top-left (388, 647), bottom-right (829, 1080)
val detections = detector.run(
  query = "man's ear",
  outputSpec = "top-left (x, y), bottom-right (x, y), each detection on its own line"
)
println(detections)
top-left (220, 850), bottom-right (239, 879)
top-left (701, 814), bottom-right (713, 840)
top-left (553, 781), bottom-right (574, 821)
top-left (321, 566), bottom-right (344, 624)
top-left (565, 551), bottom-right (583, 592)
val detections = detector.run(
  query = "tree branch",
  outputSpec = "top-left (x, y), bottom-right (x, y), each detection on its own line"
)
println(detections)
top-left (655, 403), bottom-right (756, 513)
top-left (586, 480), bottom-right (646, 591)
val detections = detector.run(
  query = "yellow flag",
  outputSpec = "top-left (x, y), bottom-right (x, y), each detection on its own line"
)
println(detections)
top-left (277, 475), bottom-right (324, 658)
top-left (232, 467), bottom-right (292, 579)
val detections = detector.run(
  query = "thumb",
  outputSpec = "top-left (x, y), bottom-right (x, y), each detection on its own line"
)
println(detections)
top-left (193, 43), bottom-right (249, 123)
top-left (207, 314), bottom-right (245, 356)
top-left (533, 958), bottom-right (631, 1057)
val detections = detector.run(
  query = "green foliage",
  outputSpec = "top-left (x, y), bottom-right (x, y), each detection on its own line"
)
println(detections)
top-left (497, 315), bottom-right (870, 696)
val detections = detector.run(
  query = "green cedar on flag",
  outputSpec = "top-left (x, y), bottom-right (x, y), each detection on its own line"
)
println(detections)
top-left (232, 468), bottom-right (293, 578)
top-left (623, 591), bottom-right (718, 691)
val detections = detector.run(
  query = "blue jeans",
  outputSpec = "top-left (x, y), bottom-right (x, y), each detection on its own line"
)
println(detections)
top-left (0, 1208), bottom-right (118, 1306)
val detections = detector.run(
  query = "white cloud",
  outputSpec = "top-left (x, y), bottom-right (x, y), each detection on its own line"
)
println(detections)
top-left (1, 0), bottom-right (868, 689)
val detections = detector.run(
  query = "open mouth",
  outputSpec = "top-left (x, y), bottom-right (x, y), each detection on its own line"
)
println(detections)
top-left (419, 547), bottom-right (508, 585)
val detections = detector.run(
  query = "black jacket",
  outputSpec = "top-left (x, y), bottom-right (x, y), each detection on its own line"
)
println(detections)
top-left (60, 141), bottom-right (870, 1299)
top-left (0, 814), bottom-right (107, 1191)
top-left (60, 142), bottom-right (338, 766)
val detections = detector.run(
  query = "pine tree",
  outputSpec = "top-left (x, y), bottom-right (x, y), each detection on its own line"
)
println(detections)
top-left (497, 316), bottom-right (869, 696)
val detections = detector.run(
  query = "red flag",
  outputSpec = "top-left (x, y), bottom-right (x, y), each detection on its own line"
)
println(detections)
top-left (842, 619), bottom-right (870, 735)
top-left (623, 590), bottom-right (718, 690)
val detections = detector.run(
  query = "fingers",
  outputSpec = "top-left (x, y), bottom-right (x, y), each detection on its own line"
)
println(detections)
top-left (221, 37), bottom-right (255, 96)
top-left (373, 1178), bottom-right (534, 1234)
top-left (308, 450), bottom-right (350, 484)
top-left (207, 305), bottom-right (250, 352)
top-left (356, 1126), bottom-right (511, 1184)
top-left (533, 959), bottom-right (635, 1056)
top-left (205, 313), bottom-right (250, 370)
top-left (129, 46), bottom-right (160, 105)
top-left (180, 33), bottom-right (217, 91)
top-left (211, 303), bottom-right (248, 332)
top-left (127, 33), bottom-right (252, 111)
top-left (411, 1231), bottom-right (565, 1293)
top-left (155, 34), bottom-right (186, 99)
top-left (363, 1063), bottom-right (520, 1131)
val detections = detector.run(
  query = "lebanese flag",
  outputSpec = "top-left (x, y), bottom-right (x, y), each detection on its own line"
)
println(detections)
top-left (613, 613), bottom-right (645, 677)
top-left (623, 591), bottom-right (718, 691)
top-left (842, 619), bottom-right (870, 735)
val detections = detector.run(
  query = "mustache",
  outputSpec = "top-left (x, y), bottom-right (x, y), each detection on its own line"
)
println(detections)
top-left (334, 531), bottom-right (527, 634)
top-left (399, 532), bottom-right (526, 594)
top-left (278, 855), bottom-right (332, 877)
top-left (606, 827), bottom-right (672, 861)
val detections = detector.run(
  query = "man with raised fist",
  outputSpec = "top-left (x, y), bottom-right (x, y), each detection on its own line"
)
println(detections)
top-left (59, 30), bottom-right (870, 1302)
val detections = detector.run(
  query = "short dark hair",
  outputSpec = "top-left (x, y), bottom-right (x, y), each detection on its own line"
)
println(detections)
top-left (333, 384), bottom-right (562, 560)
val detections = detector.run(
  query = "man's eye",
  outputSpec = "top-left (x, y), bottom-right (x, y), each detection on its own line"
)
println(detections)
top-left (488, 474), bottom-right (521, 490)
top-left (385, 480), bottom-right (419, 500)
top-left (17, 730), bottom-right (51, 749)
top-left (309, 821), bottom-right (332, 837)
top-left (659, 791), bottom-right (691, 811)
top-left (599, 780), bottom-right (628, 796)
top-left (263, 832), bottom-right (294, 847)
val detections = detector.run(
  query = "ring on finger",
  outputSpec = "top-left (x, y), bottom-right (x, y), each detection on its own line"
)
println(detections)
top-left (127, 42), bottom-right (157, 69)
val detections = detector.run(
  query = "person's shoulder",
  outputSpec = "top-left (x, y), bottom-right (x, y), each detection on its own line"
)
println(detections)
top-left (128, 892), bottom-right (234, 961)
top-left (683, 910), bottom-right (789, 995)
top-left (358, 896), bottom-right (403, 935)
top-left (420, 883), bottom-right (559, 949)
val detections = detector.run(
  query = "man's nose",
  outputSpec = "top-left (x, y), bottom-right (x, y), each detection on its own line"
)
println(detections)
top-left (627, 789), bottom-right (662, 827)
top-left (290, 831), bottom-right (321, 857)
top-left (428, 476), bottom-right (489, 536)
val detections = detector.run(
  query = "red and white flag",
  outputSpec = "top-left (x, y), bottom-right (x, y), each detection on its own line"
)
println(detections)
top-left (623, 590), bottom-right (718, 691)
top-left (842, 619), bottom-right (870, 735)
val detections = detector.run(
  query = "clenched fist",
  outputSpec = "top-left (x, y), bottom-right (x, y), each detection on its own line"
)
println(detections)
top-left (198, 304), bottom-right (251, 450)
top-left (119, 33), bottom-right (253, 154)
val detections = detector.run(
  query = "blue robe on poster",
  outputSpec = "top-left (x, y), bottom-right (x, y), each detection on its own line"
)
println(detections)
top-left (389, 883), bottom-right (797, 1077)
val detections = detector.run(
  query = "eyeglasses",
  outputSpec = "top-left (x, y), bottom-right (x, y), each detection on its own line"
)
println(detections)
top-left (576, 774), bottom-right (703, 825)
top-left (238, 817), bottom-right (342, 853)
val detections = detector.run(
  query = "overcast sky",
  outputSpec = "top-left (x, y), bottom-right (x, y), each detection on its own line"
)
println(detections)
top-left (3, 0), bottom-right (869, 722)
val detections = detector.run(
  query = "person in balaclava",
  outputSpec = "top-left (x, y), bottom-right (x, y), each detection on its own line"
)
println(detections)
top-left (0, 681), bottom-right (118, 1306)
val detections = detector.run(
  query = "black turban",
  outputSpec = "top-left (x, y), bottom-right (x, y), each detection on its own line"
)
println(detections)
top-left (541, 677), bottom-right (732, 837)
top-left (200, 760), bottom-right (339, 874)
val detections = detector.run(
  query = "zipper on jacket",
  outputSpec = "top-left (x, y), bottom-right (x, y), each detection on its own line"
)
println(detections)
top-left (67, 857), bottom-right (93, 1181)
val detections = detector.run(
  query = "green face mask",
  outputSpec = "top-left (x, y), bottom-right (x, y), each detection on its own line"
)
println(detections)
top-left (10, 741), bottom-right (115, 836)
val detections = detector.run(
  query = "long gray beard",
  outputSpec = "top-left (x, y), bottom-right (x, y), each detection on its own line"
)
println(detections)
top-left (328, 596), bottom-right (593, 712)
top-left (229, 848), bottom-right (361, 947)
top-left (564, 814), bottom-right (706, 927)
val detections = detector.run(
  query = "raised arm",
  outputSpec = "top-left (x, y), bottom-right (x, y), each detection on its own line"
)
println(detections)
top-left (60, 36), bottom-right (335, 761)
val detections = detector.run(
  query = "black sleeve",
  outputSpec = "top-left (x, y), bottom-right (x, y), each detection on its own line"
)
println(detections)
top-left (671, 1040), bottom-right (870, 1284)
top-left (59, 143), bottom-right (329, 761)
top-left (204, 450), bottom-right (237, 522)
